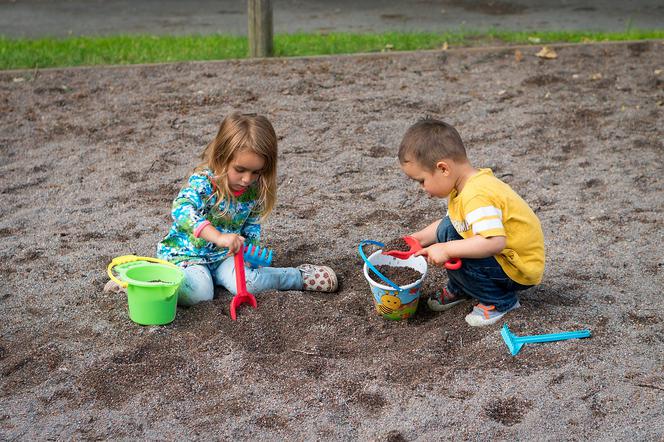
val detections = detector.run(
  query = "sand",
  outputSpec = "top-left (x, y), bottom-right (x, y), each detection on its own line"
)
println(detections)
top-left (1, 41), bottom-right (663, 440)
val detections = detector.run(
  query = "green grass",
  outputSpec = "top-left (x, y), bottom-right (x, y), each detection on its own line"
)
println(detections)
top-left (1, 29), bottom-right (663, 70)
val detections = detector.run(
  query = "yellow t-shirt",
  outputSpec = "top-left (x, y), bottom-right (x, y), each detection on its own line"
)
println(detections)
top-left (447, 168), bottom-right (545, 286)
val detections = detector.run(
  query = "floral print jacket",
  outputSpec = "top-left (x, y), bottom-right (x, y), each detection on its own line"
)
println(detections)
top-left (157, 169), bottom-right (261, 266)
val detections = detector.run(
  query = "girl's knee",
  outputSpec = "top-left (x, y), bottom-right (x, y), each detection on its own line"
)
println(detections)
top-left (178, 265), bottom-right (214, 306)
top-left (225, 281), bottom-right (239, 296)
top-left (178, 289), bottom-right (214, 306)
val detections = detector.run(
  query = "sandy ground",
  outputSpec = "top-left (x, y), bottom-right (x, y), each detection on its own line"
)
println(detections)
top-left (1, 41), bottom-right (663, 440)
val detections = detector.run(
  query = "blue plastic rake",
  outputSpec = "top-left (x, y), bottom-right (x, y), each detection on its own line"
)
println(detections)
top-left (501, 324), bottom-right (591, 356)
top-left (243, 244), bottom-right (273, 268)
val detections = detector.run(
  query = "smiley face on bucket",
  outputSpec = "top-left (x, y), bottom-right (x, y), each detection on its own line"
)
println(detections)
top-left (380, 294), bottom-right (402, 311)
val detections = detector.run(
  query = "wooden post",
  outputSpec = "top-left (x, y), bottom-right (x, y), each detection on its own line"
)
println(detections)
top-left (248, 0), bottom-right (273, 58)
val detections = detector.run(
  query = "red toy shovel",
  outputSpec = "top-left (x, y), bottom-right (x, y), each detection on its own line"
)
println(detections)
top-left (229, 251), bottom-right (257, 320)
top-left (383, 236), bottom-right (462, 270)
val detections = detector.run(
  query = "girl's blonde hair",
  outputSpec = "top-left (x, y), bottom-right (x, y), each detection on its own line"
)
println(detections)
top-left (197, 112), bottom-right (277, 219)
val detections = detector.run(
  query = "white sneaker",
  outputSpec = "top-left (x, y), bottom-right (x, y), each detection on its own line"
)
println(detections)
top-left (465, 301), bottom-right (520, 327)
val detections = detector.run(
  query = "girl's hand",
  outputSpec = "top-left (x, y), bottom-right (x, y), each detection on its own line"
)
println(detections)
top-left (216, 233), bottom-right (245, 254)
top-left (415, 243), bottom-right (452, 267)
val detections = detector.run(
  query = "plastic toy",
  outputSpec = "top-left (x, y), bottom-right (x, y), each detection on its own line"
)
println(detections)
top-left (382, 235), bottom-right (462, 270)
top-left (501, 323), bottom-right (591, 356)
top-left (229, 251), bottom-right (257, 320)
top-left (243, 244), bottom-right (273, 268)
top-left (359, 240), bottom-right (427, 321)
top-left (359, 240), bottom-right (409, 291)
top-left (107, 255), bottom-right (184, 325)
top-left (107, 254), bottom-right (175, 274)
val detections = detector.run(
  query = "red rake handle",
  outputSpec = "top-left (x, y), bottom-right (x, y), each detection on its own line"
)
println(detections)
top-left (229, 251), bottom-right (257, 321)
top-left (444, 257), bottom-right (462, 270)
top-left (383, 236), bottom-right (462, 270)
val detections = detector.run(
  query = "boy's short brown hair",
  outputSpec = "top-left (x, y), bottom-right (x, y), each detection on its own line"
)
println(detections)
top-left (398, 117), bottom-right (467, 170)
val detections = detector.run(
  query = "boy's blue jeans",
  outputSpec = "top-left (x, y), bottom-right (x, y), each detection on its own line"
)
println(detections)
top-left (436, 216), bottom-right (531, 312)
top-left (177, 256), bottom-right (303, 307)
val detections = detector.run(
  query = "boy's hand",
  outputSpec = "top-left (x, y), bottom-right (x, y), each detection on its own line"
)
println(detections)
top-left (415, 243), bottom-right (452, 267)
top-left (216, 233), bottom-right (245, 254)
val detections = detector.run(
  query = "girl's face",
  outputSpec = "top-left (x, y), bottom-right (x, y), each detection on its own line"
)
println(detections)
top-left (227, 150), bottom-right (265, 193)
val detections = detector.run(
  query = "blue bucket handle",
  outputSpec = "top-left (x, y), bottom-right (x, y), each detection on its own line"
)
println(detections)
top-left (358, 240), bottom-right (402, 291)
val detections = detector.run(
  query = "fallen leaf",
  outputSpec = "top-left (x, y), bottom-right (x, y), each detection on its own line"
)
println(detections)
top-left (12, 77), bottom-right (25, 82)
top-left (442, 41), bottom-right (449, 51)
top-left (655, 69), bottom-right (662, 75)
top-left (536, 46), bottom-right (557, 59)
top-left (514, 49), bottom-right (523, 62)
top-left (528, 36), bottom-right (541, 43)
top-left (591, 73), bottom-right (603, 81)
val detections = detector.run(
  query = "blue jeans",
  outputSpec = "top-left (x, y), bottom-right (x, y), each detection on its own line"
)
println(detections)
top-left (436, 216), bottom-right (531, 312)
top-left (177, 256), bottom-right (303, 306)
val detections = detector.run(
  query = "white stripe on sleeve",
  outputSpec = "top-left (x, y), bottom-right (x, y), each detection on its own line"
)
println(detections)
top-left (472, 218), bottom-right (504, 234)
top-left (466, 206), bottom-right (502, 225)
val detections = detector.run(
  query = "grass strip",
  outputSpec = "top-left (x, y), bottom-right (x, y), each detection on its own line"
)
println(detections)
top-left (1, 29), bottom-right (663, 70)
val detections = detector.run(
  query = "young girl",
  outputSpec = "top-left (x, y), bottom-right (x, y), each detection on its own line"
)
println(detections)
top-left (151, 112), bottom-right (337, 306)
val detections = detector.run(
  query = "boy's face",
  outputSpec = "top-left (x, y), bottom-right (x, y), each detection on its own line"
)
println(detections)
top-left (401, 159), bottom-right (455, 198)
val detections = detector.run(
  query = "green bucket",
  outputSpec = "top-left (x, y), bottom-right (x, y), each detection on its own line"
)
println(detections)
top-left (109, 260), bottom-right (184, 325)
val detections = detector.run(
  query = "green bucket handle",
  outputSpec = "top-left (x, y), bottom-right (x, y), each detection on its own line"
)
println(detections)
top-left (358, 240), bottom-right (402, 291)
top-left (107, 255), bottom-right (181, 288)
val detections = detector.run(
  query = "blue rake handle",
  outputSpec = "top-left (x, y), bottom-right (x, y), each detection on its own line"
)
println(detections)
top-left (501, 324), bottom-right (591, 356)
top-left (358, 240), bottom-right (401, 291)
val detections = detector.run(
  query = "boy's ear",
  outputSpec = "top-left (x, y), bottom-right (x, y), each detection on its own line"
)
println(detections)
top-left (435, 160), bottom-right (450, 176)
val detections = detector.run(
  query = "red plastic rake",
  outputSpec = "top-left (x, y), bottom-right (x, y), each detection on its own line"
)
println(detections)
top-left (229, 251), bottom-right (257, 321)
top-left (382, 235), bottom-right (462, 270)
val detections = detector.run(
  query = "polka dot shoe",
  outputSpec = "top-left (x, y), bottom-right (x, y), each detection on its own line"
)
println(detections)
top-left (298, 264), bottom-right (338, 292)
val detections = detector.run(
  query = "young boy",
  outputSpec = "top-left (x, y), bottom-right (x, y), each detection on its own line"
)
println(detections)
top-left (399, 117), bottom-right (545, 326)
